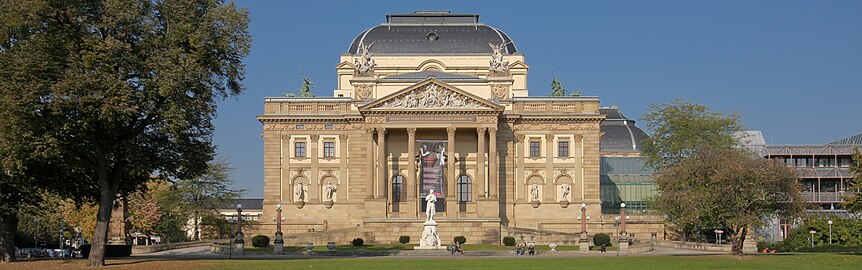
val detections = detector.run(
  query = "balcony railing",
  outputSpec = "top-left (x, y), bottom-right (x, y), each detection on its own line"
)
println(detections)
top-left (801, 192), bottom-right (846, 203)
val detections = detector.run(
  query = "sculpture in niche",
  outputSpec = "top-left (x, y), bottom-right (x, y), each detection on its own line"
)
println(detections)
top-left (530, 184), bottom-right (540, 202)
top-left (323, 182), bottom-right (336, 201)
top-left (354, 41), bottom-right (376, 74)
top-left (488, 41), bottom-right (511, 73)
top-left (378, 83), bottom-right (486, 109)
top-left (295, 182), bottom-right (307, 202)
top-left (560, 183), bottom-right (571, 202)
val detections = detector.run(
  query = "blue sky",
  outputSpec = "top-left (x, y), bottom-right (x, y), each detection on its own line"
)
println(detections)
top-left (216, 0), bottom-right (862, 197)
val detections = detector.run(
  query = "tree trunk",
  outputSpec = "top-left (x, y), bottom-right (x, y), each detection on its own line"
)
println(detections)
top-left (730, 227), bottom-right (748, 256)
top-left (0, 212), bottom-right (18, 262)
top-left (87, 183), bottom-right (118, 267)
top-left (193, 211), bottom-right (200, 241)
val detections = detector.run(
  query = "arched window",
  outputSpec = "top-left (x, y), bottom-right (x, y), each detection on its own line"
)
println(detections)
top-left (392, 175), bottom-right (405, 202)
top-left (457, 175), bottom-right (472, 202)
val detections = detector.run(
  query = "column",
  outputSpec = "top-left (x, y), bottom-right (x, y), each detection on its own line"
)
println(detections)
top-left (339, 134), bottom-right (348, 202)
top-left (488, 128), bottom-right (498, 199)
top-left (446, 127), bottom-right (456, 200)
top-left (366, 128), bottom-right (375, 199)
top-left (476, 127), bottom-right (487, 200)
top-left (310, 134), bottom-right (320, 202)
top-left (515, 134), bottom-right (525, 201)
top-left (377, 128), bottom-right (387, 200)
top-left (405, 128), bottom-right (422, 217)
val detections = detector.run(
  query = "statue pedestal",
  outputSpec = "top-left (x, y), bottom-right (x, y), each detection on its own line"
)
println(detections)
top-left (618, 238), bottom-right (630, 253)
top-left (414, 220), bottom-right (446, 250)
top-left (579, 238), bottom-right (591, 252)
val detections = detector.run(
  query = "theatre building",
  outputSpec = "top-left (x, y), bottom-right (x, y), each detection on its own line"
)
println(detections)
top-left (257, 12), bottom-right (662, 244)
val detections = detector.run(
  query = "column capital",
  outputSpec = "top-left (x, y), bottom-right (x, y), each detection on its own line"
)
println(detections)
top-left (545, 134), bottom-right (554, 141)
top-left (407, 128), bottom-right (417, 136)
top-left (366, 128), bottom-right (376, 135)
top-left (310, 134), bottom-right (320, 141)
top-left (516, 134), bottom-right (525, 143)
top-left (477, 127), bottom-right (488, 135)
top-left (378, 127), bottom-right (387, 135)
top-left (339, 134), bottom-right (349, 140)
top-left (488, 127), bottom-right (498, 136)
top-left (446, 127), bottom-right (457, 136)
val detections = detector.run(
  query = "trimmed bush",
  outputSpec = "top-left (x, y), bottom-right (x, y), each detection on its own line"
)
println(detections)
top-left (502, 236), bottom-right (516, 246)
top-left (593, 233), bottom-right (612, 247)
top-left (454, 236), bottom-right (467, 245)
top-left (251, 235), bottom-right (270, 248)
top-left (352, 238), bottom-right (364, 246)
top-left (399, 235), bottom-right (410, 244)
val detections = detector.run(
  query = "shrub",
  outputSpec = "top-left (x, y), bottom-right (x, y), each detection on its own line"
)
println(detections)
top-left (454, 236), bottom-right (467, 245)
top-left (593, 233), bottom-right (611, 247)
top-left (352, 238), bottom-right (364, 246)
top-left (502, 236), bottom-right (516, 246)
top-left (251, 235), bottom-right (270, 248)
top-left (399, 235), bottom-right (410, 244)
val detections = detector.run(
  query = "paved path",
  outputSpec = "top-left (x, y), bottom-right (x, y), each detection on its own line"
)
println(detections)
top-left (132, 245), bottom-right (725, 260)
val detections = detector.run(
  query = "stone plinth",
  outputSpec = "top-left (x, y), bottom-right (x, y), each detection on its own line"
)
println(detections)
top-left (618, 238), bottom-right (630, 253)
top-left (579, 238), bottom-right (591, 252)
top-left (273, 232), bottom-right (284, 254)
top-left (414, 220), bottom-right (446, 250)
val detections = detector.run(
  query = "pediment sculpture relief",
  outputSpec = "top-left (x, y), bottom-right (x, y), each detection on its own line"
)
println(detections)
top-left (377, 83), bottom-right (487, 109)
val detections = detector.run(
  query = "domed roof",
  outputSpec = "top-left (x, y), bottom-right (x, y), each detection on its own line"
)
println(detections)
top-left (348, 12), bottom-right (517, 55)
top-left (600, 106), bottom-right (649, 153)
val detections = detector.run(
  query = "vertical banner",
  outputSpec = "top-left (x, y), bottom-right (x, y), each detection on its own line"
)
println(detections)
top-left (418, 140), bottom-right (446, 212)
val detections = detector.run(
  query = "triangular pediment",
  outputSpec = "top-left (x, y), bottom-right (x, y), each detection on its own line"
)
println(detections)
top-left (359, 78), bottom-right (504, 111)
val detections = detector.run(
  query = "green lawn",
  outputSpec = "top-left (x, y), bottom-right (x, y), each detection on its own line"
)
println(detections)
top-left (202, 254), bottom-right (860, 270)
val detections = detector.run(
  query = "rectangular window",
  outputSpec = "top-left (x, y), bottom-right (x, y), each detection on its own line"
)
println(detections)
top-left (558, 140), bottom-right (569, 157)
top-left (529, 141), bottom-right (541, 157)
top-left (323, 141), bottom-right (335, 157)
top-left (295, 141), bottom-right (306, 158)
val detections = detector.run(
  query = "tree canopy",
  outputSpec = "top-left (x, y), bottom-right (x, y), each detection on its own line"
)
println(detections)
top-left (0, 0), bottom-right (250, 266)
top-left (641, 99), bottom-right (743, 169)
top-left (842, 149), bottom-right (862, 213)
top-left (654, 146), bottom-right (804, 255)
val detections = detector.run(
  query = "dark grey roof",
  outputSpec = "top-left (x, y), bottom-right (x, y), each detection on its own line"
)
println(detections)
top-left (378, 70), bottom-right (484, 82)
top-left (348, 12), bottom-right (517, 55)
top-left (831, 133), bottom-right (862, 145)
top-left (600, 106), bottom-right (648, 152)
top-left (221, 198), bottom-right (263, 210)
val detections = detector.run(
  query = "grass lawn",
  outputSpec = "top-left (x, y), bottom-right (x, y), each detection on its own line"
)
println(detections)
top-left (4, 253), bottom-right (859, 270)
top-left (203, 254), bottom-right (861, 270)
top-left (244, 244), bottom-right (580, 253)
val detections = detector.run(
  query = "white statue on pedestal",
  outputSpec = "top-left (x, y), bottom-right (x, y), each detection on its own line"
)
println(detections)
top-left (425, 189), bottom-right (437, 221)
top-left (295, 182), bottom-right (307, 202)
top-left (560, 183), bottom-right (571, 202)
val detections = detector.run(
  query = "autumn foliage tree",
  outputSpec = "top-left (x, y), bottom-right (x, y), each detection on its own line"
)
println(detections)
top-left (0, 0), bottom-right (250, 266)
top-left (655, 146), bottom-right (804, 255)
top-left (842, 149), bottom-right (862, 213)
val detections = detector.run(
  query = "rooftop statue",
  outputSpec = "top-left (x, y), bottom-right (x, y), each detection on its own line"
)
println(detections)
top-left (488, 41), bottom-right (511, 73)
top-left (354, 41), bottom-right (376, 74)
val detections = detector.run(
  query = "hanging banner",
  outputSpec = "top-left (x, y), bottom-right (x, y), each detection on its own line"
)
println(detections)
top-left (418, 140), bottom-right (446, 211)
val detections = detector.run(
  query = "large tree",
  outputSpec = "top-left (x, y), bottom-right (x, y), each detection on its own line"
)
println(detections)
top-left (641, 99), bottom-right (743, 168)
top-left (842, 149), bottom-right (862, 213)
top-left (0, 0), bottom-right (250, 266)
top-left (655, 146), bottom-right (805, 255)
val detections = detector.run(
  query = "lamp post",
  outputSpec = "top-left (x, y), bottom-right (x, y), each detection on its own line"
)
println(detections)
top-left (619, 203), bottom-right (627, 237)
top-left (577, 203), bottom-right (591, 252)
top-left (59, 219), bottom-right (65, 257)
top-left (809, 230), bottom-right (816, 248)
top-left (827, 220), bottom-right (833, 244)
top-left (234, 204), bottom-right (245, 255)
top-left (273, 204), bottom-right (285, 254)
top-left (717, 229), bottom-right (724, 245)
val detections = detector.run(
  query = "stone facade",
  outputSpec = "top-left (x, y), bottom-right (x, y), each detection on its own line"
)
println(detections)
top-left (254, 12), bottom-right (663, 245)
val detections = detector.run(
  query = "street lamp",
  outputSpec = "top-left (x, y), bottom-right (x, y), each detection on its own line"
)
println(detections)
top-left (828, 220), bottom-right (833, 244)
top-left (580, 203), bottom-right (587, 237)
top-left (619, 203), bottom-right (627, 238)
top-left (273, 204), bottom-right (285, 254)
top-left (235, 204), bottom-right (244, 247)
top-left (809, 230), bottom-right (817, 248)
